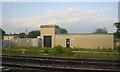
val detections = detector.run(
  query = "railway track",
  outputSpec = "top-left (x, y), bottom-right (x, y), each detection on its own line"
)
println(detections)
top-left (1, 55), bottom-right (120, 72)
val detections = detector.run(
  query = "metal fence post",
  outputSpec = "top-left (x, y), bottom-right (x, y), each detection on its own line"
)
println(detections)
top-left (113, 59), bottom-right (115, 71)
top-left (53, 56), bottom-right (54, 71)
top-left (82, 59), bottom-right (83, 70)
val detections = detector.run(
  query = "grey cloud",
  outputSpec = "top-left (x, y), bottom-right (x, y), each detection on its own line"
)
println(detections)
top-left (2, 7), bottom-right (117, 33)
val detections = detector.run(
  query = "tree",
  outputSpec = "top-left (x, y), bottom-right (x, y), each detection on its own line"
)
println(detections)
top-left (0, 28), bottom-right (5, 36)
top-left (28, 30), bottom-right (40, 38)
top-left (59, 28), bottom-right (68, 34)
top-left (92, 27), bottom-right (108, 34)
top-left (0, 28), bottom-right (6, 39)
top-left (114, 22), bottom-right (120, 38)
top-left (13, 33), bottom-right (19, 35)
top-left (19, 32), bottom-right (26, 38)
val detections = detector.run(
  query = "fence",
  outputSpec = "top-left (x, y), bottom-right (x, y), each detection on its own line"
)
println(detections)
top-left (3, 38), bottom-right (41, 48)
top-left (115, 39), bottom-right (120, 47)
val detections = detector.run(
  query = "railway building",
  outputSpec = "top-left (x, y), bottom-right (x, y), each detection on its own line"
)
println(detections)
top-left (40, 24), bottom-right (114, 49)
top-left (3, 24), bottom-right (115, 49)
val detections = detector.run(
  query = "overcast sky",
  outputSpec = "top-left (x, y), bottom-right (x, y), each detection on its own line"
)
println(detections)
top-left (1, 2), bottom-right (119, 34)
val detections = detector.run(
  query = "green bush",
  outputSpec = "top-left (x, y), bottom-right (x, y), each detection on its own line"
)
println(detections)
top-left (114, 47), bottom-right (120, 52)
top-left (43, 48), bottom-right (49, 54)
top-left (52, 45), bottom-right (74, 56)
top-left (64, 48), bottom-right (74, 56)
top-left (73, 47), bottom-right (80, 51)
top-left (52, 45), bottom-right (65, 55)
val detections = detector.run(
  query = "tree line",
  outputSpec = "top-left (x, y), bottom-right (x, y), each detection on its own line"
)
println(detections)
top-left (0, 27), bottom-right (68, 38)
top-left (1, 22), bottom-right (120, 38)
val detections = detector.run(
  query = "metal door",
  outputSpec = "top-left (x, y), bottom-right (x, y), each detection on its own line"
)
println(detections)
top-left (44, 36), bottom-right (52, 47)
top-left (66, 39), bottom-right (70, 48)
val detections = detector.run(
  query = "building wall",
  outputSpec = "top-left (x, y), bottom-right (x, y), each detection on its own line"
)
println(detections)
top-left (55, 34), bottom-right (114, 49)
top-left (3, 36), bottom-right (19, 47)
top-left (40, 25), bottom-right (59, 48)
top-left (55, 34), bottom-right (70, 47)
top-left (40, 24), bottom-right (114, 49)
top-left (4, 36), bottom-right (14, 40)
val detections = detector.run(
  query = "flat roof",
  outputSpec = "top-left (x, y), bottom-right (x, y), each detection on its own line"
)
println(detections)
top-left (40, 24), bottom-right (59, 28)
top-left (56, 33), bottom-right (114, 35)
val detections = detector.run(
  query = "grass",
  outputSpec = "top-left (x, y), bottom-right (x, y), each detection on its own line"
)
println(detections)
top-left (73, 47), bottom-right (118, 52)
top-left (2, 46), bottom-right (120, 59)
top-left (74, 52), bottom-right (119, 59)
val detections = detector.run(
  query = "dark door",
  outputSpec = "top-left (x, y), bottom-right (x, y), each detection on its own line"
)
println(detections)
top-left (66, 39), bottom-right (70, 48)
top-left (44, 36), bottom-right (52, 47)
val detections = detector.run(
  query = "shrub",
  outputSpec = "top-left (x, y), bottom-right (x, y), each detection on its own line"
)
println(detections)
top-left (52, 45), bottom-right (74, 57)
top-left (73, 47), bottom-right (80, 51)
top-left (43, 48), bottom-right (49, 54)
top-left (114, 47), bottom-right (120, 52)
top-left (52, 45), bottom-right (64, 55)
top-left (107, 48), bottom-right (113, 52)
top-left (64, 48), bottom-right (74, 56)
